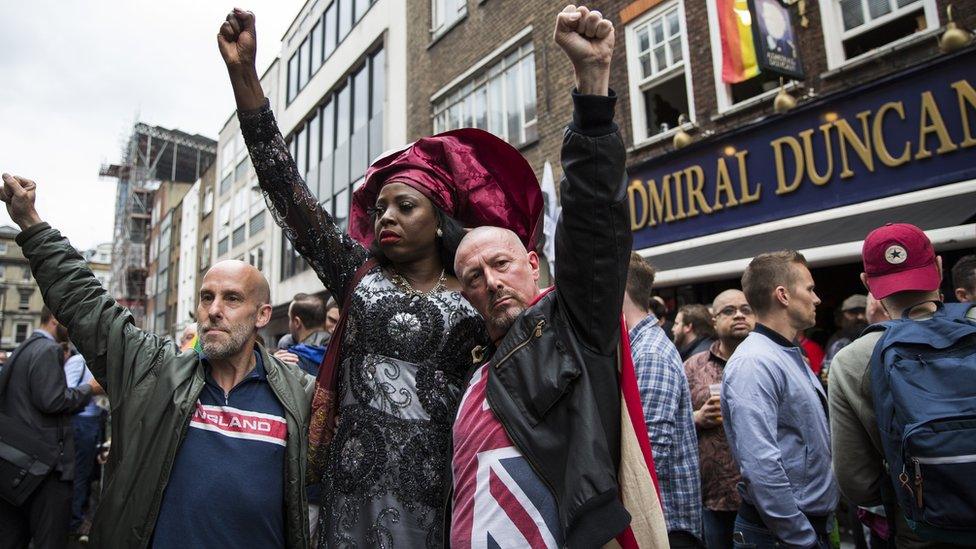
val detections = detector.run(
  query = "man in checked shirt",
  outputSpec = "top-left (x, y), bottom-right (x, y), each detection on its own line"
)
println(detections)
top-left (622, 252), bottom-right (703, 548)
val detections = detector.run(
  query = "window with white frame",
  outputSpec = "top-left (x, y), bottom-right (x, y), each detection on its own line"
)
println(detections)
top-left (433, 42), bottom-right (537, 147)
top-left (202, 188), bottom-right (214, 217)
top-left (820, 0), bottom-right (937, 67)
top-left (219, 141), bottom-right (234, 194)
top-left (706, 1), bottom-right (786, 112)
top-left (233, 187), bottom-right (248, 224)
top-left (625, 2), bottom-right (694, 144)
top-left (432, 0), bottom-right (466, 36)
top-left (248, 245), bottom-right (265, 272)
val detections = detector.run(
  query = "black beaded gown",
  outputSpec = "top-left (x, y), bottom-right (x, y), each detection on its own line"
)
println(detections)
top-left (239, 103), bottom-right (488, 548)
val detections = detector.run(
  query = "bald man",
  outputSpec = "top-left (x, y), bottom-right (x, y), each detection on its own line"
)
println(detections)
top-left (449, 9), bottom-right (634, 544)
top-left (684, 289), bottom-right (755, 549)
top-left (0, 173), bottom-right (314, 549)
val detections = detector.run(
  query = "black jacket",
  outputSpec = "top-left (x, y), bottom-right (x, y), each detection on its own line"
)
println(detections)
top-left (484, 92), bottom-right (633, 548)
top-left (0, 331), bottom-right (92, 480)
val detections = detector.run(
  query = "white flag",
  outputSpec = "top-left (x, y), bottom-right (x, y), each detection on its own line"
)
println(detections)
top-left (540, 160), bottom-right (561, 276)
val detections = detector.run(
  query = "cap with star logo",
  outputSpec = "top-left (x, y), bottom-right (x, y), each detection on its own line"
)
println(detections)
top-left (862, 223), bottom-right (940, 300)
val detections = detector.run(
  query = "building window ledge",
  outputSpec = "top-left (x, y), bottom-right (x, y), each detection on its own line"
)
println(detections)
top-left (710, 81), bottom-right (803, 123)
top-left (629, 121), bottom-right (695, 153)
top-left (820, 28), bottom-right (942, 80)
top-left (428, 12), bottom-right (468, 49)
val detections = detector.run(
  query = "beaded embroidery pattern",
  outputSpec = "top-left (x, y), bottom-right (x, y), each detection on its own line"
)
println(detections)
top-left (239, 103), bottom-right (488, 548)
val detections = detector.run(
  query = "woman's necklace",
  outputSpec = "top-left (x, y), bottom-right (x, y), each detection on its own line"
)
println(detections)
top-left (390, 269), bottom-right (447, 297)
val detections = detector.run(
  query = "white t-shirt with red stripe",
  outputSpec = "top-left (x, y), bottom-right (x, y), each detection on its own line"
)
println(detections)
top-left (451, 363), bottom-right (564, 549)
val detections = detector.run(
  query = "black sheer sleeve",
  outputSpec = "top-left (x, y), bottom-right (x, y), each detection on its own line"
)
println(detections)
top-left (238, 100), bottom-right (370, 302)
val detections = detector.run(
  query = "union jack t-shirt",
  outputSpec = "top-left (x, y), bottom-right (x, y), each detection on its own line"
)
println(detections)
top-left (451, 364), bottom-right (564, 549)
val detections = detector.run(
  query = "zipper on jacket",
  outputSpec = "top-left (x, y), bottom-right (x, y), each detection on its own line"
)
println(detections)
top-left (142, 373), bottom-right (202, 544)
top-left (493, 319), bottom-right (545, 370)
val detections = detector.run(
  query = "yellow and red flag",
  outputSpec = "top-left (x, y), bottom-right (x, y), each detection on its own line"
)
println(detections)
top-left (719, 0), bottom-right (760, 83)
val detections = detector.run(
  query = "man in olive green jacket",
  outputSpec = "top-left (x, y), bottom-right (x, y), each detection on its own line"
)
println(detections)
top-left (0, 173), bottom-right (314, 548)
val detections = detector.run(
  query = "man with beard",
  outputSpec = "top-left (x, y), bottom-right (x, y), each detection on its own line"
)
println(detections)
top-left (449, 7), bottom-right (669, 547)
top-left (821, 294), bottom-right (867, 377)
top-left (673, 304), bottom-right (717, 361)
top-left (723, 251), bottom-right (838, 548)
top-left (684, 289), bottom-right (755, 549)
top-left (0, 172), bottom-right (314, 549)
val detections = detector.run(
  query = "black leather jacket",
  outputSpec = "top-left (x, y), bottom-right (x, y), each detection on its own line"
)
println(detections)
top-left (483, 92), bottom-right (633, 548)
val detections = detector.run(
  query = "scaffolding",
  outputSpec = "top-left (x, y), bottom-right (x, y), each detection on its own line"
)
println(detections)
top-left (100, 123), bottom-right (216, 327)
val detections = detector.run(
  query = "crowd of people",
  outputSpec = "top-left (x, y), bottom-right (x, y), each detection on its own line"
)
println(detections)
top-left (0, 4), bottom-right (974, 549)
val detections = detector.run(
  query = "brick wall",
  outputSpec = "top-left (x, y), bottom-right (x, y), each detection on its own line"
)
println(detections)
top-left (406, 0), bottom-right (976, 182)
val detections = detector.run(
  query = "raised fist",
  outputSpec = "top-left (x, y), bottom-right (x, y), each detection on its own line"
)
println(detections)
top-left (218, 8), bottom-right (257, 71)
top-left (0, 173), bottom-right (42, 231)
top-left (553, 5), bottom-right (615, 73)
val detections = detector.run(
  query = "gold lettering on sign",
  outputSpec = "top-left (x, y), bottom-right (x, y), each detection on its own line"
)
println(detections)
top-left (873, 101), bottom-right (911, 167)
top-left (648, 175), bottom-right (676, 225)
top-left (799, 124), bottom-right (834, 186)
top-left (951, 80), bottom-right (976, 148)
top-left (771, 136), bottom-right (804, 195)
top-left (834, 111), bottom-right (875, 178)
top-left (684, 165), bottom-right (712, 216)
top-left (712, 157), bottom-right (739, 211)
top-left (627, 179), bottom-right (648, 230)
top-left (916, 91), bottom-right (959, 159)
top-left (736, 151), bottom-right (761, 204)
top-left (671, 171), bottom-right (688, 220)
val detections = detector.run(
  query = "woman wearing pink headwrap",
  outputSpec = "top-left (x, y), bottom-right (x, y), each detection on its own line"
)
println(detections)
top-left (219, 10), bottom-right (542, 548)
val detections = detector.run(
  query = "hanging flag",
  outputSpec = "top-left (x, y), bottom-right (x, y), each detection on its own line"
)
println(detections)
top-left (719, 0), bottom-right (760, 84)
top-left (539, 161), bottom-right (561, 277)
top-left (606, 316), bottom-right (669, 549)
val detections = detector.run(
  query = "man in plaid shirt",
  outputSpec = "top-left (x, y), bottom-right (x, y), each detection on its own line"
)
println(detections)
top-left (621, 253), bottom-right (703, 547)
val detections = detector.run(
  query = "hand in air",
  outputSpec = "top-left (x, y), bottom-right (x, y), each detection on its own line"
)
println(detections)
top-left (218, 8), bottom-right (258, 70)
top-left (0, 173), bottom-right (42, 231)
top-left (553, 5), bottom-right (615, 74)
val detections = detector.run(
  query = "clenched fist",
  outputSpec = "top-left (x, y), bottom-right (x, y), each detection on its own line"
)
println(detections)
top-left (554, 5), bottom-right (615, 95)
top-left (0, 174), bottom-right (42, 231)
top-left (218, 8), bottom-right (258, 71)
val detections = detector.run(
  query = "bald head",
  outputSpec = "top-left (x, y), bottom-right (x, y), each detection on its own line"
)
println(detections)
top-left (455, 226), bottom-right (540, 341)
top-left (711, 288), bottom-right (755, 345)
top-left (712, 289), bottom-right (746, 312)
top-left (455, 227), bottom-right (526, 275)
top-left (197, 260), bottom-right (273, 360)
top-left (204, 260), bottom-right (271, 304)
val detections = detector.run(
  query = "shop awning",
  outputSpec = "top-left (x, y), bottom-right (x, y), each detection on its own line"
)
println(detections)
top-left (642, 183), bottom-right (976, 287)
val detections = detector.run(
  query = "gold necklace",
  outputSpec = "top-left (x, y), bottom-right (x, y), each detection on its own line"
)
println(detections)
top-left (390, 269), bottom-right (446, 297)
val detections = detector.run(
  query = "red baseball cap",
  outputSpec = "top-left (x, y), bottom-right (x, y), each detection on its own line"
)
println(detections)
top-left (862, 223), bottom-right (940, 300)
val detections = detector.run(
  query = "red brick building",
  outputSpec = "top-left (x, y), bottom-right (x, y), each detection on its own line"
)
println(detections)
top-left (406, 0), bottom-right (976, 332)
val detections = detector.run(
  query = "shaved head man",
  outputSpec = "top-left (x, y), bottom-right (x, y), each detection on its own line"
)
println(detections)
top-left (0, 172), bottom-right (314, 548)
top-left (455, 226), bottom-right (541, 340)
top-left (447, 12), bottom-right (643, 544)
top-left (198, 260), bottom-right (272, 363)
top-left (685, 289), bottom-right (755, 548)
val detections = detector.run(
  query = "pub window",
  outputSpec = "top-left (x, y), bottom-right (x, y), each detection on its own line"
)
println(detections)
top-left (432, 41), bottom-right (537, 147)
top-left (625, 1), bottom-right (695, 144)
top-left (706, 0), bottom-right (789, 112)
top-left (819, 0), bottom-right (938, 68)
